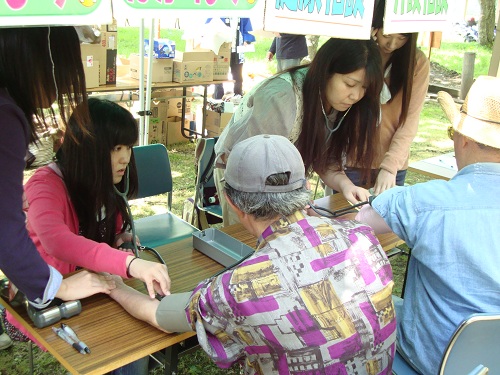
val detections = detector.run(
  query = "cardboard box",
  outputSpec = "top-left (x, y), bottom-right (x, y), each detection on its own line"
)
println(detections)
top-left (80, 43), bottom-right (106, 85)
top-left (147, 119), bottom-right (163, 145)
top-left (166, 98), bottom-right (192, 117)
top-left (144, 39), bottom-right (175, 59)
top-left (100, 27), bottom-right (117, 84)
top-left (173, 51), bottom-right (214, 83)
top-left (129, 54), bottom-right (173, 83)
top-left (205, 110), bottom-right (232, 136)
top-left (213, 42), bottom-right (231, 81)
top-left (82, 60), bottom-right (99, 89)
top-left (80, 24), bottom-right (117, 85)
top-left (148, 100), bottom-right (191, 145)
top-left (165, 116), bottom-right (190, 145)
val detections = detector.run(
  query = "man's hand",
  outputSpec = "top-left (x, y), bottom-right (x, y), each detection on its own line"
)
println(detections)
top-left (266, 51), bottom-right (274, 62)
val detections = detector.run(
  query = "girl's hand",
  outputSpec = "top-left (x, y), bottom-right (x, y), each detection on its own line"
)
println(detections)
top-left (126, 256), bottom-right (171, 298)
top-left (55, 271), bottom-right (116, 300)
top-left (114, 232), bottom-right (140, 250)
top-left (372, 169), bottom-right (396, 196)
top-left (340, 185), bottom-right (371, 205)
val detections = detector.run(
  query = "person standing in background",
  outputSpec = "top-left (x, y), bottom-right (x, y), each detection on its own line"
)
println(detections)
top-left (266, 33), bottom-right (308, 72)
top-left (211, 17), bottom-right (255, 99)
top-left (334, 0), bottom-right (429, 196)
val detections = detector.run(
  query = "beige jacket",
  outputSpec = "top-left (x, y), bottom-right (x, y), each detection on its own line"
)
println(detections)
top-left (349, 48), bottom-right (430, 174)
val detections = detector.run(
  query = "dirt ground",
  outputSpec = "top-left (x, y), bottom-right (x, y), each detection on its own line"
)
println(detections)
top-left (429, 61), bottom-right (462, 91)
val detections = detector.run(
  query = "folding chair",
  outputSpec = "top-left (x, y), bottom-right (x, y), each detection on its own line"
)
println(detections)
top-left (132, 144), bottom-right (199, 248)
top-left (392, 313), bottom-right (500, 375)
top-left (191, 137), bottom-right (223, 230)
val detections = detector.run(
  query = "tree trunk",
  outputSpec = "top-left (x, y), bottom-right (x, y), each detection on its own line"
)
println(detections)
top-left (478, 0), bottom-right (496, 46)
top-left (305, 35), bottom-right (320, 63)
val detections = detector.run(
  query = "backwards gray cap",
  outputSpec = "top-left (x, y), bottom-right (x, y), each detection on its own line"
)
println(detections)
top-left (224, 134), bottom-right (306, 193)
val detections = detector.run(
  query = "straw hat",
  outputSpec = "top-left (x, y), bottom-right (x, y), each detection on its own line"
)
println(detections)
top-left (437, 75), bottom-right (500, 148)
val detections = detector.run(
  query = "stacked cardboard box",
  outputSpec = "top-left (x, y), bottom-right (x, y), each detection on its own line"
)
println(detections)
top-left (80, 23), bottom-right (117, 87)
top-left (173, 51), bottom-right (214, 83)
top-left (129, 54), bottom-right (174, 83)
top-left (205, 110), bottom-right (233, 137)
top-left (146, 89), bottom-right (193, 145)
top-left (212, 42), bottom-right (231, 81)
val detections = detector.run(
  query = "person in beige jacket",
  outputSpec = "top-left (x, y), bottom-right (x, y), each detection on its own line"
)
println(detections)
top-left (342, 0), bottom-right (430, 196)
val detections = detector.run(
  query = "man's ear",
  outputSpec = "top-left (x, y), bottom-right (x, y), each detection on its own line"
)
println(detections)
top-left (371, 28), bottom-right (379, 41)
top-left (224, 191), bottom-right (244, 218)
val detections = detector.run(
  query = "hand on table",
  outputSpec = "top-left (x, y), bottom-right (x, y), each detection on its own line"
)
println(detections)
top-left (126, 257), bottom-right (171, 298)
top-left (55, 271), bottom-right (116, 301)
top-left (340, 185), bottom-right (371, 205)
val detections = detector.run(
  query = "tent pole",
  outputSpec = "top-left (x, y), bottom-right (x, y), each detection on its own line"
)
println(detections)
top-left (145, 18), bottom-right (155, 146)
top-left (139, 19), bottom-right (146, 145)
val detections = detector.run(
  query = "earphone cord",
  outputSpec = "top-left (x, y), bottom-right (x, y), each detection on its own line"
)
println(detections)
top-left (319, 93), bottom-right (352, 143)
top-left (47, 27), bottom-right (59, 103)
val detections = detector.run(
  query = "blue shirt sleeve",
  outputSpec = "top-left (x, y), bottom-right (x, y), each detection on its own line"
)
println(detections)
top-left (239, 18), bottom-right (256, 43)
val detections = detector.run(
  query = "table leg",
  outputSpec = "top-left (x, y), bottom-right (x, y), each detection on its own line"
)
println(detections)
top-left (163, 336), bottom-right (200, 375)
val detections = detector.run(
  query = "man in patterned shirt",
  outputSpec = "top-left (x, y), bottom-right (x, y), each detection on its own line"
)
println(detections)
top-left (110, 134), bottom-right (396, 374)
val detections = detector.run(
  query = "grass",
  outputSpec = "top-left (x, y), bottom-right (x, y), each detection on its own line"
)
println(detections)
top-left (421, 41), bottom-right (493, 77)
top-left (0, 28), bottom-right (466, 374)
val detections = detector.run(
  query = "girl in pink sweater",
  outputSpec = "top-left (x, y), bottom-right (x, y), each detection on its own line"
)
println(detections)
top-left (5, 100), bottom-right (169, 370)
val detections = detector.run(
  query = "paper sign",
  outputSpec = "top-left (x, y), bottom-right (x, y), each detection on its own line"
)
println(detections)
top-left (264, 0), bottom-right (374, 40)
top-left (383, 0), bottom-right (450, 34)
top-left (113, 0), bottom-right (258, 13)
top-left (86, 55), bottom-right (94, 67)
top-left (0, 0), bottom-right (112, 26)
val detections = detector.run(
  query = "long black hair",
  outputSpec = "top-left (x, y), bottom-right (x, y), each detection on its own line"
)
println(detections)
top-left (0, 26), bottom-right (89, 143)
top-left (57, 98), bottom-right (138, 245)
top-left (373, 0), bottom-right (417, 127)
top-left (293, 38), bottom-right (383, 179)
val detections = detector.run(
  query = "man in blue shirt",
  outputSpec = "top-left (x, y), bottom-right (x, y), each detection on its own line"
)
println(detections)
top-left (356, 75), bottom-right (500, 374)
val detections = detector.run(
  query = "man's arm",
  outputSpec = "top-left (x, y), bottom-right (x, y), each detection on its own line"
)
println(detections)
top-left (109, 280), bottom-right (165, 331)
top-left (109, 279), bottom-right (193, 334)
top-left (355, 204), bottom-right (392, 234)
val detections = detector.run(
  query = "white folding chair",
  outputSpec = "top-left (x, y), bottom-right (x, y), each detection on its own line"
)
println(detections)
top-left (393, 313), bottom-right (500, 375)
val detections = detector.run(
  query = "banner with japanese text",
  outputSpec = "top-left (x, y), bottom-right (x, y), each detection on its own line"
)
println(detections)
top-left (0, 0), bottom-right (112, 26)
top-left (263, 0), bottom-right (374, 40)
top-left (383, 0), bottom-right (450, 34)
top-left (112, 0), bottom-right (261, 19)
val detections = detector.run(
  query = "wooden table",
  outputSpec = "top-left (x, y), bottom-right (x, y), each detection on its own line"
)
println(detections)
top-left (408, 151), bottom-right (457, 180)
top-left (0, 236), bottom-right (223, 375)
top-left (0, 194), bottom-right (403, 374)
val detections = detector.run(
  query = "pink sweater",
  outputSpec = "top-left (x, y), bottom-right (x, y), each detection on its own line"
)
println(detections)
top-left (8, 165), bottom-right (131, 346)
top-left (24, 165), bottom-right (130, 277)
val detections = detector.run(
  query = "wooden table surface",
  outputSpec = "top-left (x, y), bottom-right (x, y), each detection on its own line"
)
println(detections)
top-left (0, 194), bottom-right (403, 374)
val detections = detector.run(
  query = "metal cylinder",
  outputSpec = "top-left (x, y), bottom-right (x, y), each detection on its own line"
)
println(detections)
top-left (460, 52), bottom-right (476, 100)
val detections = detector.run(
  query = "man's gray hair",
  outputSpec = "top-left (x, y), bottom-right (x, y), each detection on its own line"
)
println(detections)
top-left (224, 173), bottom-right (311, 221)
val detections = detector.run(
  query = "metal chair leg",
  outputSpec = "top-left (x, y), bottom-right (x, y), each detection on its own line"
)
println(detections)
top-left (401, 248), bottom-right (412, 299)
top-left (29, 340), bottom-right (34, 375)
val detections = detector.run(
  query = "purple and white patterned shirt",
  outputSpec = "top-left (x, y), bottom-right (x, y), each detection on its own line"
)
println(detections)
top-left (186, 211), bottom-right (396, 374)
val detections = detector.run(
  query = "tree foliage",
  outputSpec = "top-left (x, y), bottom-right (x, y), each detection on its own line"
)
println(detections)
top-left (479, 0), bottom-right (496, 46)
